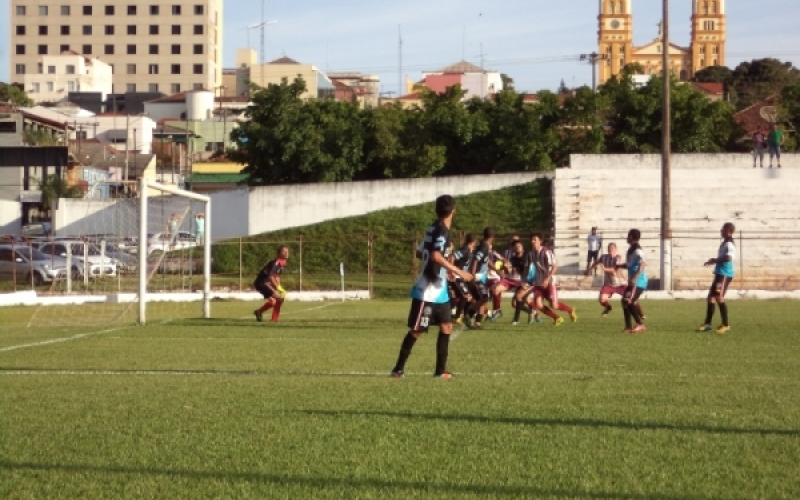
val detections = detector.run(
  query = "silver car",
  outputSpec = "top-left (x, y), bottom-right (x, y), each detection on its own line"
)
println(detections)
top-left (37, 241), bottom-right (118, 277)
top-left (0, 245), bottom-right (69, 285)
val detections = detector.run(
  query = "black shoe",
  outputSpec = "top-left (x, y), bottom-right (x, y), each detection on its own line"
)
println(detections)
top-left (254, 310), bottom-right (263, 322)
top-left (391, 369), bottom-right (404, 379)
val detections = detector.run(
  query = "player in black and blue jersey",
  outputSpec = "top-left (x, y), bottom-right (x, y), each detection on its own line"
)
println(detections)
top-left (465, 227), bottom-right (495, 330)
top-left (697, 222), bottom-right (736, 335)
top-left (449, 233), bottom-right (476, 326)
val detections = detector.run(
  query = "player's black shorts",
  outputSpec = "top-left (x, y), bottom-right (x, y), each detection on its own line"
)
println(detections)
top-left (407, 299), bottom-right (452, 333)
top-left (709, 274), bottom-right (732, 298)
top-left (449, 279), bottom-right (472, 301)
top-left (255, 283), bottom-right (277, 298)
top-left (587, 250), bottom-right (600, 262)
top-left (468, 281), bottom-right (490, 301)
top-left (622, 285), bottom-right (644, 304)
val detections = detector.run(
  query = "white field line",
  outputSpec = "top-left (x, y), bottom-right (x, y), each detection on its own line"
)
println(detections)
top-left (0, 369), bottom-right (794, 382)
top-left (0, 325), bottom-right (136, 353)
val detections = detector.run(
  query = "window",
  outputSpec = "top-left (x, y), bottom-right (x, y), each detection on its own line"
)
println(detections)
top-left (83, 6), bottom-right (92, 15)
top-left (66, 65), bottom-right (76, 74)
top-left (148, 84), bottom-right (159, 92)
top-left (16, 6), bottom-right (26, 15)
top-left (150, 5), bottom-right (159, 15)
top-left (194, 25), bottom-right (204, 35)
top-left (171, 44), bottom-right (181, 55)
top-left (61, 25), bottom-right (70, 35)
top-left (193, 83), bottom-right (204, 89)
top-left (171, 83), bottom-right (181, 94)
top-left (105, 5), bottom-right (114, 15)
top-left (61, 5), bottom-right (70, 15)
top-left (193, 64), bottom-right (203, 74)
top-left (32, 83), bottom-right (41, 93)
top-left (712, 45), bottom-right (719, 54)
top-left (16, 26), bottom-right (25, 35)
top-left (127, 64), bottom-right (136, 74)
top-left (83, 25), bottom-right (92, 35)
top-left (193, 44), bottom-right (203, 55)
top-left (128, 25), bottom-right (137, 35)
top-left (127, 84), bottom-right (136, 92)
top-left (104, 44), bottom-right (114, 55)
top-left (172, 25), bottom-right (181, 35)
top-left (172, 5), bottom-right (182, 15)
top-left (127, 5), bottom-right (137, 15)
top-left (148, 64), bottom-right (159, 74)
top-left (82, 44), bottom-right (92, 54)
top-left (39, 26), bottom-right (48, 35)
top-left (38, 45), bottom-right (48, 55)
top-left (60, 44), bottom-right (69, 53)
top-left (47, 82), bottom-right (54, 92)
top-left (127, 45), bottom-right (136, 55)
top-left (37, 63), bottom-right (43, 74)
top-left (171, 64), bottom-right (181, 74)
top-left (39, 6), bottom-right (49, 15)
top-left (67, 81), bottom-right (75, 92)
top-left (702, 1), bottom-right (709, 15)
top-left (711, 1), bottom-right (717, 14)
top-left (194, 5), bottom-right (204, 15)
top-left (47, 65), bottom-right (56, 74)
top-left (105, 25), bottom-right (115, 35)
top-left (15, 64), bottom-right (25, 75)
top-left (16, 45), bottom-right (26, 55)
top-left (149, 44), bottom-right (159, 54)
top-left (149, 25), bottom-right (159, 35)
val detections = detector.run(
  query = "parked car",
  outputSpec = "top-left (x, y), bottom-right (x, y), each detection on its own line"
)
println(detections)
top-left (0, 245), bottom-right (69, 285)
top-left (37, 240), bottom-right (118, 277)
top-left (94, 242), bottom-right (139, 274)
top-left (146, 232), bottom-right (199, 255)
top-left (21, 222), bottom-right (52, 238)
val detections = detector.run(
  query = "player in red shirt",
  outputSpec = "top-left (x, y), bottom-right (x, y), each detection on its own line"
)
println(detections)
top-left (253, 246), bottom-right (289, 323)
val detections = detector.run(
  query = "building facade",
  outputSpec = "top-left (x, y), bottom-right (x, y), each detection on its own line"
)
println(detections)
top-left (23, 52), bottom-right (112, 104)
top-left (598, 0), bottom-right (726, 84)
top-left (10, 0), bottom-right (223, 95)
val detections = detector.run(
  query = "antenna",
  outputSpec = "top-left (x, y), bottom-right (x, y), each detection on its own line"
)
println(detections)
top-left (462, 24), bottom-right (466, 61)
top-left (247, 21), bottom-right (278, 64)
top-left (398, 25), bottom-right (403, 96)
top-left (255, 0), bottom-right (275, 65)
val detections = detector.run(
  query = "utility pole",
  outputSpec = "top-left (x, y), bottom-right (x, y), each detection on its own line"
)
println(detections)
top-left (580, 52), bottom-right (609, 93)
top-left (124, 114), bottom-right (130, 194)
top-left (660, 0), bottom-right (672, 291)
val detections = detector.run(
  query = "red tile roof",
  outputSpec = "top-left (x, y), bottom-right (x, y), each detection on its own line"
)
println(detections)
top-left (733, 95), bottom-right (779, 135)
top-left (692, 82), bottom-right (724, 96)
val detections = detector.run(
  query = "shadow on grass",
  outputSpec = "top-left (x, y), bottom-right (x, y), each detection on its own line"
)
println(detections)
top-left (288, 409), bottom-right (800, 437)
top-left (0, 458), bottom-right (751, 500)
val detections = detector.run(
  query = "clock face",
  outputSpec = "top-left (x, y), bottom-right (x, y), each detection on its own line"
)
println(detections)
top-left (610, 20), bottom-right (621, 29)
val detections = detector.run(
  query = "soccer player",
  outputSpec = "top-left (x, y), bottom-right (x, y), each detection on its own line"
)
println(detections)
top-left (391, 195), bottom-right (473, 379)
top-left (587, 242), bottom-right (645, 319)
top-left (449, 234), bottom-right (477, 325)
top-left (618, 229), bottom-right (648, 334)
top-left (529, 233), bottom-right (577, 327)
top-left (465, 227), bottom-right (495, 329)
top-left (253, 245), bottom-right (289, 323)
top-left (492, 239), bottom-right (526, 322)
top-left (488, 235), bottom-right (521, 320)
top-left (697, 222), bottom-right (736, 334)
top-left (512, 245), bottom-right (542, 326)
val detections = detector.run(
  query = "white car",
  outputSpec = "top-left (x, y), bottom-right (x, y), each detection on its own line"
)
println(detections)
top-left (146, 232), bottom-right (199, 255)
top-left (37, 241), bottom-right (118, 277)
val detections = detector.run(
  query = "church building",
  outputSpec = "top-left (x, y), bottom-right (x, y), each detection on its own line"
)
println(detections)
top-left (598, 0), bottom-right (726, 84)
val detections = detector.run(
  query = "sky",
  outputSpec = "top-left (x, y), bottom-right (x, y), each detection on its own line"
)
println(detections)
top-left (2, 0), bottom-right (799, 94)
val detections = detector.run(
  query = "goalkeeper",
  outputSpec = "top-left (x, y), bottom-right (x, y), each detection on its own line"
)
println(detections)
top-left (254, 246), bottom-right (289, 323)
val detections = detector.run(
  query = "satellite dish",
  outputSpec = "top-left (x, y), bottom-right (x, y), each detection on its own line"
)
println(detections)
top-left (759, 106), bottom-right (778, 124)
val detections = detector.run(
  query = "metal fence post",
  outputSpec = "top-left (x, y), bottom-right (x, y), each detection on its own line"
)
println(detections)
top-left (367, 232), bottom-right (373, 298)
top-left (238, 237), bottom-right (243, 291)
top-left (299, 236), bottom-right (303, 292)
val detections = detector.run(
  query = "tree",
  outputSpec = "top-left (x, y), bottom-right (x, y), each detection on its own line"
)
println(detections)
top-left (500, 73), bottom-right (515, 92)
top-left (779, 83), bottom-right (800, 152)
top-left (729, 58), bottom-right (800, 110)
top-left (693, 65), bottom-right (733, 83)
top-left (557, 79), bottom-right (570, 94)
top-left (38, 174), bottom-right (83, 219)
top-left (0, 83), bottom-right (34, 106)
top-left (23, 129), bottom-right (61, 146)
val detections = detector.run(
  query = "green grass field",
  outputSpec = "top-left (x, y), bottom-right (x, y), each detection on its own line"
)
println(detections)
top-left (2, 299), bottom-right (799, 500)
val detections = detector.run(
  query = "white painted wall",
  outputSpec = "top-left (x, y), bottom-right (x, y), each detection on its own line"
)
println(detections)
top-left (0, 199), bottom-right (22, 234)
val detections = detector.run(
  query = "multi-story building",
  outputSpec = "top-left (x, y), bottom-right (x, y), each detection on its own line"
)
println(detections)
top-left (234, 50), bottom-right (335, 100)
top-left (23, 51), bottom-right (112, 104)
top-left (598, 0), bottom-right (726, 84)
top-left (9, 0), bottom-right (223, 95)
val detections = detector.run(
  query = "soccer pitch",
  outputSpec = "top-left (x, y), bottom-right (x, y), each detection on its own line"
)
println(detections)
top-left (1, 299), bottom-right (799, 500)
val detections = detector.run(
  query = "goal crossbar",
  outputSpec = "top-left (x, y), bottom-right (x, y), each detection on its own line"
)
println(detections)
top-left (138, 179), bottom-right (211, 324)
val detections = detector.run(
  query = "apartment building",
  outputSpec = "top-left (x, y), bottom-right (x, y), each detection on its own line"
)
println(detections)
top-left (9, 0), bottom-right (223, 95)
top-left (23, 52), bottom-right (112, 103)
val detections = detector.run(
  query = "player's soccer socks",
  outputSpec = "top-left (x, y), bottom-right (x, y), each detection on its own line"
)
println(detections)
top-left (705, 303), bottom-right (716, 325)
top-left (434, 332), bottom-right (450, 376)
top-left (271, 301), bottom-right (283, 322)
top-left (492, 294), bottom-right (502, 311)
top-left (393, 333), bottom-right (418, 373)
top-left (623, 305), bottom-right (633, 330)
top-left (475, 313), bottom-right (484, 324)
top-left (513, 301), bottom-right (531, 323)
top-left (629, 303), bottom-right (643, 325)
top-left (636, 303), bottom-right (645, 318)
top-left (258, 299), bottom-right (276, 314)
top-left (556, 302), bottom-right (573, 314)
top-left (600, 299), bottom-right (611, 310)
top-left (719, 302), bottom-right (729, 327)
top-left (540, 306), bottom-right (559, 320)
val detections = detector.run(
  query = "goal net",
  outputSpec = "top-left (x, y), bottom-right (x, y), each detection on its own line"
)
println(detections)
top-left (27, 180), bottom-right (211, 328)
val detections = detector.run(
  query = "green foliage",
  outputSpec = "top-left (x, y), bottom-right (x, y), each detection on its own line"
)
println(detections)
top-left (4, 300), bottom-right (800, 499)
top-left (0, 83), bottom-right (34, 106)
top-left (37, 174), bottom-right (83, 213)
top-left (780, 83), bottom-right (800, 151)
top-left (23, 129), bottom-right (61, 146)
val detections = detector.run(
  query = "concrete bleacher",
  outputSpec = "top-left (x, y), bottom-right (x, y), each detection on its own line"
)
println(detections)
top-left (554, 154), bottom-right (800, 290)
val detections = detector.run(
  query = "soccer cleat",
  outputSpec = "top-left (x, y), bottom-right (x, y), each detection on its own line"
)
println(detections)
top-left (696, 324), bottom-right (713, 332)
top-left (534, 316), bottom-right (543, 324)
top-left (434, 371), bottom-right (453, 379)
top-left (511, 321), bottom-right (519, 326)
top-left (463, 316), bottom-right (473, 329)
top-left (602, 308), bottom-right (611, 318)
top-left (254, 310), bottom-right (263, 322)
top-left (390, 370), bottom-right (404, 379)
top-left (453, 317), bottom-right (463, 327)
top-left (494, 310), bottom-right (503, 320)
top-left (640, 315), bottom-right (647, 320)
top-left (527, 313), bottom-right (534, 324)
top-left (569, 310), bottom-right (578, 323)
top-left (715, 325), bottom-right (730, 335)
top-left (630, 325), bottom-right (647, 334)
top-left (554, 317), bottom-right (565, 327)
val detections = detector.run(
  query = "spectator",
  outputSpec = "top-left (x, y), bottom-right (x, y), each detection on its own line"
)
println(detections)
top-left (751, 128), bottom-right (767, 168)
top-left (587, 227), bottom-right (602, 274)
top-left (767, 124), bottom-right (785, 169)
top-left (194, 213), bottom-right (205, 244)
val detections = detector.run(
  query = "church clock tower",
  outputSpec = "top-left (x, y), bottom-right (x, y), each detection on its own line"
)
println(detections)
top-left (598, 0), bottom-right (634, 84)
top-left (691, 0), bottom-right (726, 74)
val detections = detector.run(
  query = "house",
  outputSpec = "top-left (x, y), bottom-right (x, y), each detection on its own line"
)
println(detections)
top-left (186, 160), bottom-right (248, 193)
top-left (420, 60), bottom-right (503, 100)
top-left (691, 82), bottom-right (725, 101)
top-left (733, 95), bottom-right (781, 139)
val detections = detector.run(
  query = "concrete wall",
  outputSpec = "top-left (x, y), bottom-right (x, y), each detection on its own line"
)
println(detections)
top-left (0, 199), bottom-right (22, 234)
top-left (555, 153), bottom-right (800, 290)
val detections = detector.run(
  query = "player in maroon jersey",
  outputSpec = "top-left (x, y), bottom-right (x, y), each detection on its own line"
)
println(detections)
top-left (254, 246), bottom-right (289, 323)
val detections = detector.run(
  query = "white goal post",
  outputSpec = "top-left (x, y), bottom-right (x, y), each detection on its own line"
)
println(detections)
top-left (138, 179), bottom-right (211, 324)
